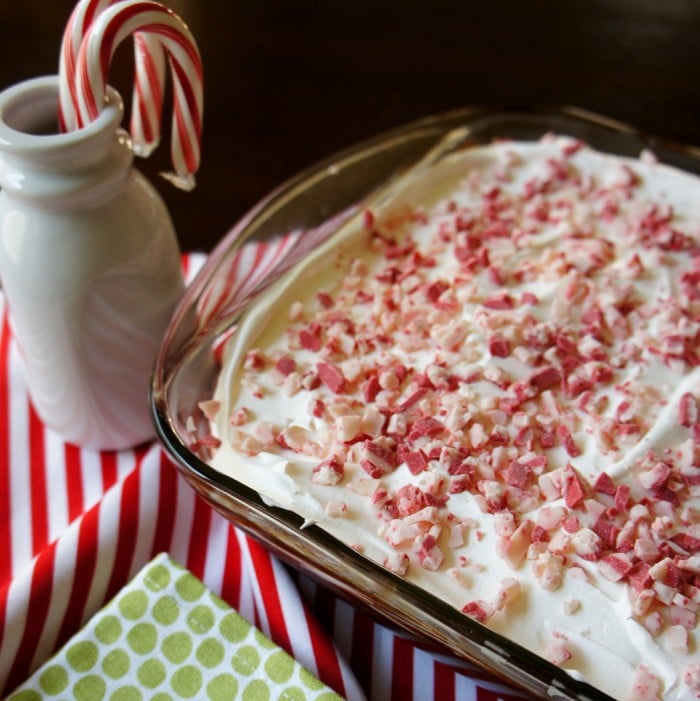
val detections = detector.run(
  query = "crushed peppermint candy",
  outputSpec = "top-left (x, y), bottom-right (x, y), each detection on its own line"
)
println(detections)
top-left (209, 136), bottom-right (700, 701)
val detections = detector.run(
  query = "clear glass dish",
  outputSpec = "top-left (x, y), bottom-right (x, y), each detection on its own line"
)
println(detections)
top-left (150, 107), bottom-right (700, 701)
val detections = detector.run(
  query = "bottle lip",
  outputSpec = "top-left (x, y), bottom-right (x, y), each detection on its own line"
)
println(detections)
top-left (0, 75), bottom-right (124, 155)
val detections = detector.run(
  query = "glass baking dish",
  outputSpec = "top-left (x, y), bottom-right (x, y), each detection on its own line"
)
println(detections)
top-left (150, 106), bottom-right (700, 701)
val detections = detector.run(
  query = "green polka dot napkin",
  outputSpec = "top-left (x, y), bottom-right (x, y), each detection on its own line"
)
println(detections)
top-left (8, 554), bottom-right (344, 701)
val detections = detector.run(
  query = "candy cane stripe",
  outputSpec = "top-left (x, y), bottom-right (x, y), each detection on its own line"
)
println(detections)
top-left (59, 0), bottom-right (167, 150)
top-left (131, 32), bottom-right (165, 151)
top-left (148, 21), bottom-right (202, 77)
top-left (81, 1), bottom-right (102, 31)
top-left (72, 1), bottom-right (203, 188)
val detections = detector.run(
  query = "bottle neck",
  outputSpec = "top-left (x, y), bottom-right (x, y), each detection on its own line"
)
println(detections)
top-left (0, 76), bottom-right (133, 209)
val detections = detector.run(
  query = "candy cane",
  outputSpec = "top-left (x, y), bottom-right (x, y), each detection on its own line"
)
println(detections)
top-left (130, 31), bottom-right (166, 156)
top-left (59, 0), bottom-right (167, 156)
top-left (74, 0), bottom-right (203, 190)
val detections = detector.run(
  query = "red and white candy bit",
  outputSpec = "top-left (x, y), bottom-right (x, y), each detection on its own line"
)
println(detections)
top-left (627, 665), bottom-right (661, 701)
top-left (73, 0), bottom-right (203, 190)
top-left (219, 136), bottom-right (700, 698)
top-left (58, 0), bottom-right (166, 156)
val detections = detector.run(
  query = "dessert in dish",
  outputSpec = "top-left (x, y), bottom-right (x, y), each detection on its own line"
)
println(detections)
top-left (206, 134), bottom-right (700, 701)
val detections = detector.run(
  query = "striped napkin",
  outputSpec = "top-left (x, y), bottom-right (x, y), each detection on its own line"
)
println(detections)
top-left (7, 553), bottom-right (344, 701)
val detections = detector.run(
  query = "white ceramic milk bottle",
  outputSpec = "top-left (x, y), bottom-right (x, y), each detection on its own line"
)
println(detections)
top-left (0, 75), bottom-right (184, 450)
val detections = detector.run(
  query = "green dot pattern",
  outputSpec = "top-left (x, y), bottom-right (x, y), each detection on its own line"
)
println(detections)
top-left (39, 665), bottom-right (68, 694)
top-left (7, 554), bottom-right (344, 701)
top-left (102, 648), bottom-right (130, 679)
top-left (266, 651), bottom-right (294, 684)
top-left (196, 639), bottom-right (224, 668)
top-left (137, 659), bottom-right (166, 688)
top-left (119, 591), bottom-right (149, 620)
top-left (162, 631), bottom-right (192, 664)
top-left (66, 641), bottom-right (98, 673)
top-left (206, 673), bottom-right (238, 700)
top-left (152, 596), bottom-right (179, 627)
top-left (95, 616), bottom-right (122, 646)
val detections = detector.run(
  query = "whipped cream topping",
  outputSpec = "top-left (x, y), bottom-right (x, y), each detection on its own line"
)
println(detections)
top-left (208, 136), bottom-right (700, 701)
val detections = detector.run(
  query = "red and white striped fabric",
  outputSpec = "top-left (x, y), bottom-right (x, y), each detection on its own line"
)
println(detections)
top-left (0, 254), bottom-right (529, 701)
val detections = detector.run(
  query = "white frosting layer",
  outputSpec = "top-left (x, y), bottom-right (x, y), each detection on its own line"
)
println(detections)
top-left (210, 136), bottom-right (700, 701)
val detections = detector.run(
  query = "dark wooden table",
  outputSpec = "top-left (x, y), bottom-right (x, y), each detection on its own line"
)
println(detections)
top-left (2, 0), bottom-right (699, 251)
